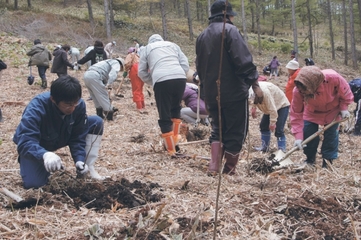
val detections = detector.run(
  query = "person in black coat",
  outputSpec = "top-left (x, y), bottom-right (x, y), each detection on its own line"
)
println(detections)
top-left (77, 40), bottom-right (107, 66)
top-left (51, 44), bottom-right (74, 77)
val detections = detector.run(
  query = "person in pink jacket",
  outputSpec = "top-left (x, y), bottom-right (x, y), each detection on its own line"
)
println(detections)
top-left (290, 66), bottom-right (353, 168)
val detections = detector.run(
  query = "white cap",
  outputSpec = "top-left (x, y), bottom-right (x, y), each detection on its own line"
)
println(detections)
top-left (112, 41), bottom-right (116, 45)
top-left (286, 60), bottom-right (299, 70)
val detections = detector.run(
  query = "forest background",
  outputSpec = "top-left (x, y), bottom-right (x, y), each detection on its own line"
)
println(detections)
top-left (1, 0), bottom-right (361, 239)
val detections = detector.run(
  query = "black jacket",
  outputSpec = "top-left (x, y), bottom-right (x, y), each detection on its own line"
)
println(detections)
top-left (77, 47), bottom-right (107, 66)
top-left (196, 17), bottom-right (258, 105)
top-left (51, 48), bottom-right (73, 74)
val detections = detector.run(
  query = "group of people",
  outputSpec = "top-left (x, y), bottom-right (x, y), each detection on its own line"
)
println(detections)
top-left (8, 0), bottom-right (360, 190)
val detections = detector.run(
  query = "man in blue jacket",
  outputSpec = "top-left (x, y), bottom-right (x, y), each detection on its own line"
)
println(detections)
top-left (13, 76), bottom-right (105, 189)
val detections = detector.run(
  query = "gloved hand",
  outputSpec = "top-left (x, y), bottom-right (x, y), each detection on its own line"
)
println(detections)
top-left (73, 63), bottom-right (78, 70)
top-left (43, 152), bottom-right (63, 172)
top-left (340, 110), bottom-right (350, 119)
top-left (252, 84), bottom-right (264, 104)
top-left (293, 139), bottom-right (304, 150)
top-left (75, 161), bottom-right (89, 175)
top-left (122, 71), bottom-right (128, 78)
top-left (251, 107), bottom-right (257, 119)
top-left (269, 123), bottom-right (276, 131)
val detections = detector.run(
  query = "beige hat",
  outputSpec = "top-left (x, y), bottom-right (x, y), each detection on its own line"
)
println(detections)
top-left (286, 60), bottom-right (299, 70)
top-left (295, 66), bottom-right (324, 94)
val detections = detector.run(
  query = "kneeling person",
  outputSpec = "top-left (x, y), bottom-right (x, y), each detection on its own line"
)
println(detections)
top-left (13, 76), bottom-right (105, 189)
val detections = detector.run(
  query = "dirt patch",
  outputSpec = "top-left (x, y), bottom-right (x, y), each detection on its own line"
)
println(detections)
top-left (40, 173), bottom-right (164, 211)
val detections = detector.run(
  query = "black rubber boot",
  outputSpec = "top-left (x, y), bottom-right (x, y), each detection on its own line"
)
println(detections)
top-left (354, 125), bottom-right (361, 136)
top-left (105, 111), bottom-right (114, 121)
top-left (322, 159), bottom-right (333, 168)
top-left (41, 78), bottom-right (47, 89)
top-left (96, 108), bottom-right (104, 119)
top-left (305, 155), bottom-right (316, 165)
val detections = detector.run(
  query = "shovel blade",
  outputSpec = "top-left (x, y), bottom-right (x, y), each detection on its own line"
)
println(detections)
top-left (272, 149), bottom-right (294, 169)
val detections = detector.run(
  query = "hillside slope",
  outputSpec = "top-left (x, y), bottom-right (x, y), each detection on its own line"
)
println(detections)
top-left (1, 8), bottom-right (361, 240)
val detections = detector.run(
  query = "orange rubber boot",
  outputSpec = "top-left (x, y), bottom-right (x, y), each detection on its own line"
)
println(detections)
top-left (161, 131), bottom-right (176, 156)
top-left (172, 118), bottom-right (182, 144)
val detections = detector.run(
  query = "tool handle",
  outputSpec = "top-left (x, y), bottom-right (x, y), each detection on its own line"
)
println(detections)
top-left (195, 81), bottom-right (201, 127)
top-left (277, 117), bottom-right (347, 163)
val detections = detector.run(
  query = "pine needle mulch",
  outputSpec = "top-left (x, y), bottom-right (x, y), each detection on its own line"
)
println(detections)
top-left (1, 35), bottom-right (361, 239)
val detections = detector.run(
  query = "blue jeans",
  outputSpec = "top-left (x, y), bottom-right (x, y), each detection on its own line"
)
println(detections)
top-left (259, 106), bottom-right (289, 138)
top-left (37, 66), bottom-right (48, 79)
top-left (20, 115), bottom-right (103, 189)
top-left (303, 120), bottom-right (339, 160)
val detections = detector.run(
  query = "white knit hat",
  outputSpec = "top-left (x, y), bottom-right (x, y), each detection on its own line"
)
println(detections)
top-left (286, 60), bottom-right (299, 70)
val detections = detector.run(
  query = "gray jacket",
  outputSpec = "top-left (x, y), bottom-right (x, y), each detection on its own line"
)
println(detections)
top-left (86, 59), bottom-right (122, 86)
top-left (138, 34), bottom-right (189, 87)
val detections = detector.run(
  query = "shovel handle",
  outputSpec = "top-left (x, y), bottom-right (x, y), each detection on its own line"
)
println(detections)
top-left (277, 117), bottom-right (348, 163)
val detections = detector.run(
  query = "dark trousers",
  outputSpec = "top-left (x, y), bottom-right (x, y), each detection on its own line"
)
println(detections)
top-left (37, 66), bottom-right (48, 79)
top-left (354, 99), bottom-right (361, 126)
top-left (19, 115), bottom-right (103, 189)
top-left (207, 99), bottom-right (248, 153)
top-left (303, 120), bottom-right (339, 160)
top-left (154, 79), bottom-right (186, 133)
top-left (259, 106), bottom-right (289, 137)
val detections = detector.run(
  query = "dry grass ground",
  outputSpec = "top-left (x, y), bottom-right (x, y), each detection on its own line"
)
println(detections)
top-left (1, 7), bottom-right (361, 240)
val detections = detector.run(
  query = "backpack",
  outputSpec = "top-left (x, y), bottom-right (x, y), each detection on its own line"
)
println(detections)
top-left (0, 60), bottom-right (7, 70)
top-left (349, 78), bottom-right (361, 102)
top-left (95, 53), bottom-right (104, 63)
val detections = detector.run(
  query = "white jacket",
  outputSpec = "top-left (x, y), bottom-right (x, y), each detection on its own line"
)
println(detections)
top-left (138, 34), bottom-right (189, 87)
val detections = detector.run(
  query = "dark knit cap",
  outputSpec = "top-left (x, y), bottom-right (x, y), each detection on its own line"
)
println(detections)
top-left (34, 39), bottom-right (41, 45)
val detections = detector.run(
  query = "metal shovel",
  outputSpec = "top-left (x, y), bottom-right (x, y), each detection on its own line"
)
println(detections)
top-left (271, 117), bottom-right (348, 169)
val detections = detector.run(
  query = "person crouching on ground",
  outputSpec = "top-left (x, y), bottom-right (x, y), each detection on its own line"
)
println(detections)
top-left (251, 81), bottom-right (290, 152)
top-left (123, 47), bottom-right (145, 112)
top-left (81, 58), bottom-right (124, 121)
top-left (290, 66), bottom-right (353, 168)
top-left (13, 76), bottom-right (105, 189)
top-left (138, 34), bottom-right (189, 157)
top-left (181, 83), bottom-right (209, 125)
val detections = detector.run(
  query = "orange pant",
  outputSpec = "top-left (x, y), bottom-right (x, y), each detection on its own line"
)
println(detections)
top-left (129, 63), bottom-right (144, 109)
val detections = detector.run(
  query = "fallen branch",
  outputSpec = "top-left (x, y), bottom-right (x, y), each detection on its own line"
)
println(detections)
top-left (0, 187), bottom-right (24, 202)
top-left (178, 139), bottom-right (208, 146)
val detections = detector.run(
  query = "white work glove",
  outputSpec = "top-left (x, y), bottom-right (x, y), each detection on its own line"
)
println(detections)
top-left (75, 161), bottom-right (89, 175)
top-left (293, 139), bottom-right (305, 150)
top-left (73, 63), bottom-right (78, 71)
top-left (43, 152), bottom-right (63, 172)
top-left (340, 110), bottom-right (350, 119)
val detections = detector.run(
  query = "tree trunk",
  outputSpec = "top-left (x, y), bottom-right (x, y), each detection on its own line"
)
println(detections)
top-left (306, 0), bottom-right (313, 58)
top-left (109, 0), bottom-right (114, 31)
top-left (185, 0), bottom-right (193, 41)
top-left (342, 0), bottom-right (348, 65)
top-left (27, 0), bottom-right (31, 8)
top-left (357, 0), bottom-right (361, 30)
top-left (349, 0), bottom-right (358, 69)
top-left (291, 0), bottom-right (298, 58)
top-left (241, 0), bottom-right (248, 43)
top-left (327, 0), bottom-right (335, 60)
top-left (14, 0), bottom-right (18, 10)
top-left (255, 0), bottom-right (261, 54)
top-left (104, 0), bottom-right (111, 39)
top-left (160, 0), bottom-right (168, 40)
top-left (86, 0), bottom-right (95, 28)
top-left (208, 0), bottom-right (211, 18)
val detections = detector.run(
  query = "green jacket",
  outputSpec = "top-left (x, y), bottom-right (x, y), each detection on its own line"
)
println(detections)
top-left (27, 44), bottom-right (52, 67)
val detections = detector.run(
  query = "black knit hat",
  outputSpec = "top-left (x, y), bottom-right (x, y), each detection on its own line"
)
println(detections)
top-left (209, 0), bottom-right (237, 20)
top-left (34, 39), bottom-right (41, 45)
